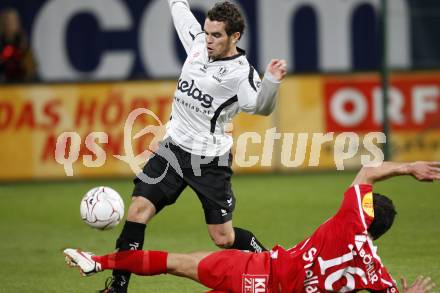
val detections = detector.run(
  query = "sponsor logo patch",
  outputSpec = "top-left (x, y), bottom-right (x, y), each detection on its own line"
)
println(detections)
top-left (212, 65), bottom-right (229, 83)
top-left (177, 79), bottom-right (213, 108)
top-left (242, 274), bottom-right (268, 293)
top-left (199, 64), bottom-right (208, 73)
top-left (362, 192), bottom-right (374, 218)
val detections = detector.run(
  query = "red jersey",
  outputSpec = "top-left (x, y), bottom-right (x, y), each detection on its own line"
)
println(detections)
top-left (271, 184), bottom-right (399, 293)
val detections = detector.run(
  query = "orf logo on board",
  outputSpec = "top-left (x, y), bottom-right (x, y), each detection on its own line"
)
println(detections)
top-left (242, 274), bottom-right (268, 293)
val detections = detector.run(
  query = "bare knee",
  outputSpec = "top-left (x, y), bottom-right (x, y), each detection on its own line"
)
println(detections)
top-left (210, 229), bottom-right (234, 248)
top-left (127, 196), bottom-right (156, 224)
top-left (167, 252), bottom-right (211, 281)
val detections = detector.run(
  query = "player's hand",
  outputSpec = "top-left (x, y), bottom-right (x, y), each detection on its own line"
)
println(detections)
top-left (267, 59), bottom-right (287, 81)
top-left (401, 276), bottom-right (436, 293)
top-left (408, 161), bottom-right (440, 182)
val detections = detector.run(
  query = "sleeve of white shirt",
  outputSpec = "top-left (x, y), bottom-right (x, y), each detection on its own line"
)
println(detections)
top-left (237, 67), bottom-right (281, 115)
top-left (168, 0), bottom-right (204, 54)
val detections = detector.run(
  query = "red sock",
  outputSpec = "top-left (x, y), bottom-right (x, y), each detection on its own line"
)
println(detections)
top-left (92, 250), bottom-right (168, 276)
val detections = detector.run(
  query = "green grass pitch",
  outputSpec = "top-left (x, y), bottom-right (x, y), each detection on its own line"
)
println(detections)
top-left (0, 172), bottom-right (439, 292)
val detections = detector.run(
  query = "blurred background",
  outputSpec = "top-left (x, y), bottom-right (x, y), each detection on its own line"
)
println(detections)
top-left (0, 1), bottom-right (439, 292)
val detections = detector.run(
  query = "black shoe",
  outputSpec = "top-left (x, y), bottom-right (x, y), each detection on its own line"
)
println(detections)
top-left (98, 276), bottom-right (128, 293)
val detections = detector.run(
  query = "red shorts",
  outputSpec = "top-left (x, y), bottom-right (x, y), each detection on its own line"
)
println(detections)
top-left (198, 250), bottom-right (274, 293)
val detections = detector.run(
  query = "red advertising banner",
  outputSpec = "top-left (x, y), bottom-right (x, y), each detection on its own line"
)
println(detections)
top-left (1, 72), bottom-right (439, 180)
top-left (0, 82), bottom-right (174, 180)
top-left (324, 74), bottom-right (440, 132)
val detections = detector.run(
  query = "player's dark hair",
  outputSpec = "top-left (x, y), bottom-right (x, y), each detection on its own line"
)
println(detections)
top-left (368, 193), bottom-right (397, 240)
top-left (207, 1), bottom-right (245, 39)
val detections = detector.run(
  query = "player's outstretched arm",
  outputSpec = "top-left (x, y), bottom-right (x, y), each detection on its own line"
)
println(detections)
top-left (351, 161), bottom-right (440, 186)
top-left (238, 59), bottom-right (287, 116)
top-left (255, 59), bottom-right (287, 115)
top-left (401, 276), bottom-right (436, 293)
top-left (168, 0), bottom-right (203, 54)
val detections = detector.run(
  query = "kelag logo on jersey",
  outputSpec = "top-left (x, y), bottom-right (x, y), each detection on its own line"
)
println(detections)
top-left (177, 79), bottom-right (214, 108)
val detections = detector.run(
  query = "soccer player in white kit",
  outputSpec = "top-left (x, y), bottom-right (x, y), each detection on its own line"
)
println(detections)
top-left (100, 1), bottom-right (287, 292)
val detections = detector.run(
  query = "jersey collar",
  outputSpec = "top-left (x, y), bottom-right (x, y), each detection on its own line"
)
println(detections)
top-left (209, 47), bottom-right (246, 63)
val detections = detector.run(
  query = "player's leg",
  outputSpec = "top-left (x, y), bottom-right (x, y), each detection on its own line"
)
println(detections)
top-left (108, 145), bottom-right (187, 292)
top-left (167, 251), bottom-right (212, 281)
top-left (64, 248), bottom-right (210, 281)
top-left (107, 197), bottom-right (155, 292)
top-left (207, 221), bottom-right (267, 252)
top-left (64, 248), bottom-right (269, 293)
top-left (187, 153), bottom-right (267, 252)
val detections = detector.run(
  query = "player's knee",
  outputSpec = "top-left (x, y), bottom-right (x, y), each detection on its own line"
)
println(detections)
top-left (211, 232), bottom-right (234, 248)
top-left (127, 196), bottom-right (156, 224)
top-left (167, 253), bottom-right (200, 279)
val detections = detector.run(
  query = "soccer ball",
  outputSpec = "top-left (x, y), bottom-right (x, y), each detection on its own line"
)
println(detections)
top-left (80, 186), bottom-right (125, 230)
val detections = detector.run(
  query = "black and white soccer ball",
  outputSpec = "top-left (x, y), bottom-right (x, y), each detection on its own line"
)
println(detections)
top-left (80, 186), bottom-right (125, 230)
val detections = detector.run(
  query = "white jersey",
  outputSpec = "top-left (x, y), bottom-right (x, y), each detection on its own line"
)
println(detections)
top-left (167, 0), bottom-right (281, 156)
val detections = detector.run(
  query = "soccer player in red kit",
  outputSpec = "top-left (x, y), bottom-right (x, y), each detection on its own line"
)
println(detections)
top-left (64, 161), bottom-right (439, 293)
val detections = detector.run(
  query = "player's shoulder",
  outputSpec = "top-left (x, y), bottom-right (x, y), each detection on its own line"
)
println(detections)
top-left (215, 55), bottom-right (250, 80)
top-left (221, 48), bottom-right (253, 69)
top-left (340, 184), bottom-right (374, 221)
top-left (229, 56), bottom-right (261, 82)
top-left (222, 51), bottom-right (249, 67)
top-left (236, 53), bottom-right (260, 79)
top-left (338, 184), bottom-right (374, 217)
top-left (344, 184), bottom-right (373, 197)
top-left (230, 57), bottom-right (253, 75)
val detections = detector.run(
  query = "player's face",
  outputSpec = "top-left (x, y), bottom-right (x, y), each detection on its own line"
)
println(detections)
top-left (204, 18), bottom-right (236, 60)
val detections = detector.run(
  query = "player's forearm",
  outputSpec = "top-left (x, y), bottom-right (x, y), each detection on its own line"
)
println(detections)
top-left (168, 0), bottom-right (189, 10)
top-left (168, 0), bottom-right (193, 29)
top-left (353, 161), bottom-right (440, 185)
top-left (352, 162), bottom-right (411, 185)
top-left (254, 72), bottom-right (280, 116)
top-left (168, 0), bottom-right (201, 53)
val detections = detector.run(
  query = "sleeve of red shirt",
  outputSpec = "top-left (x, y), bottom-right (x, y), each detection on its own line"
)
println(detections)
top-left (374, 266), bottom-right (400, 293)
top-left (373, 286), bottom-right (399, 293)
top-left (336, 184), bottom-right (374, 230)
